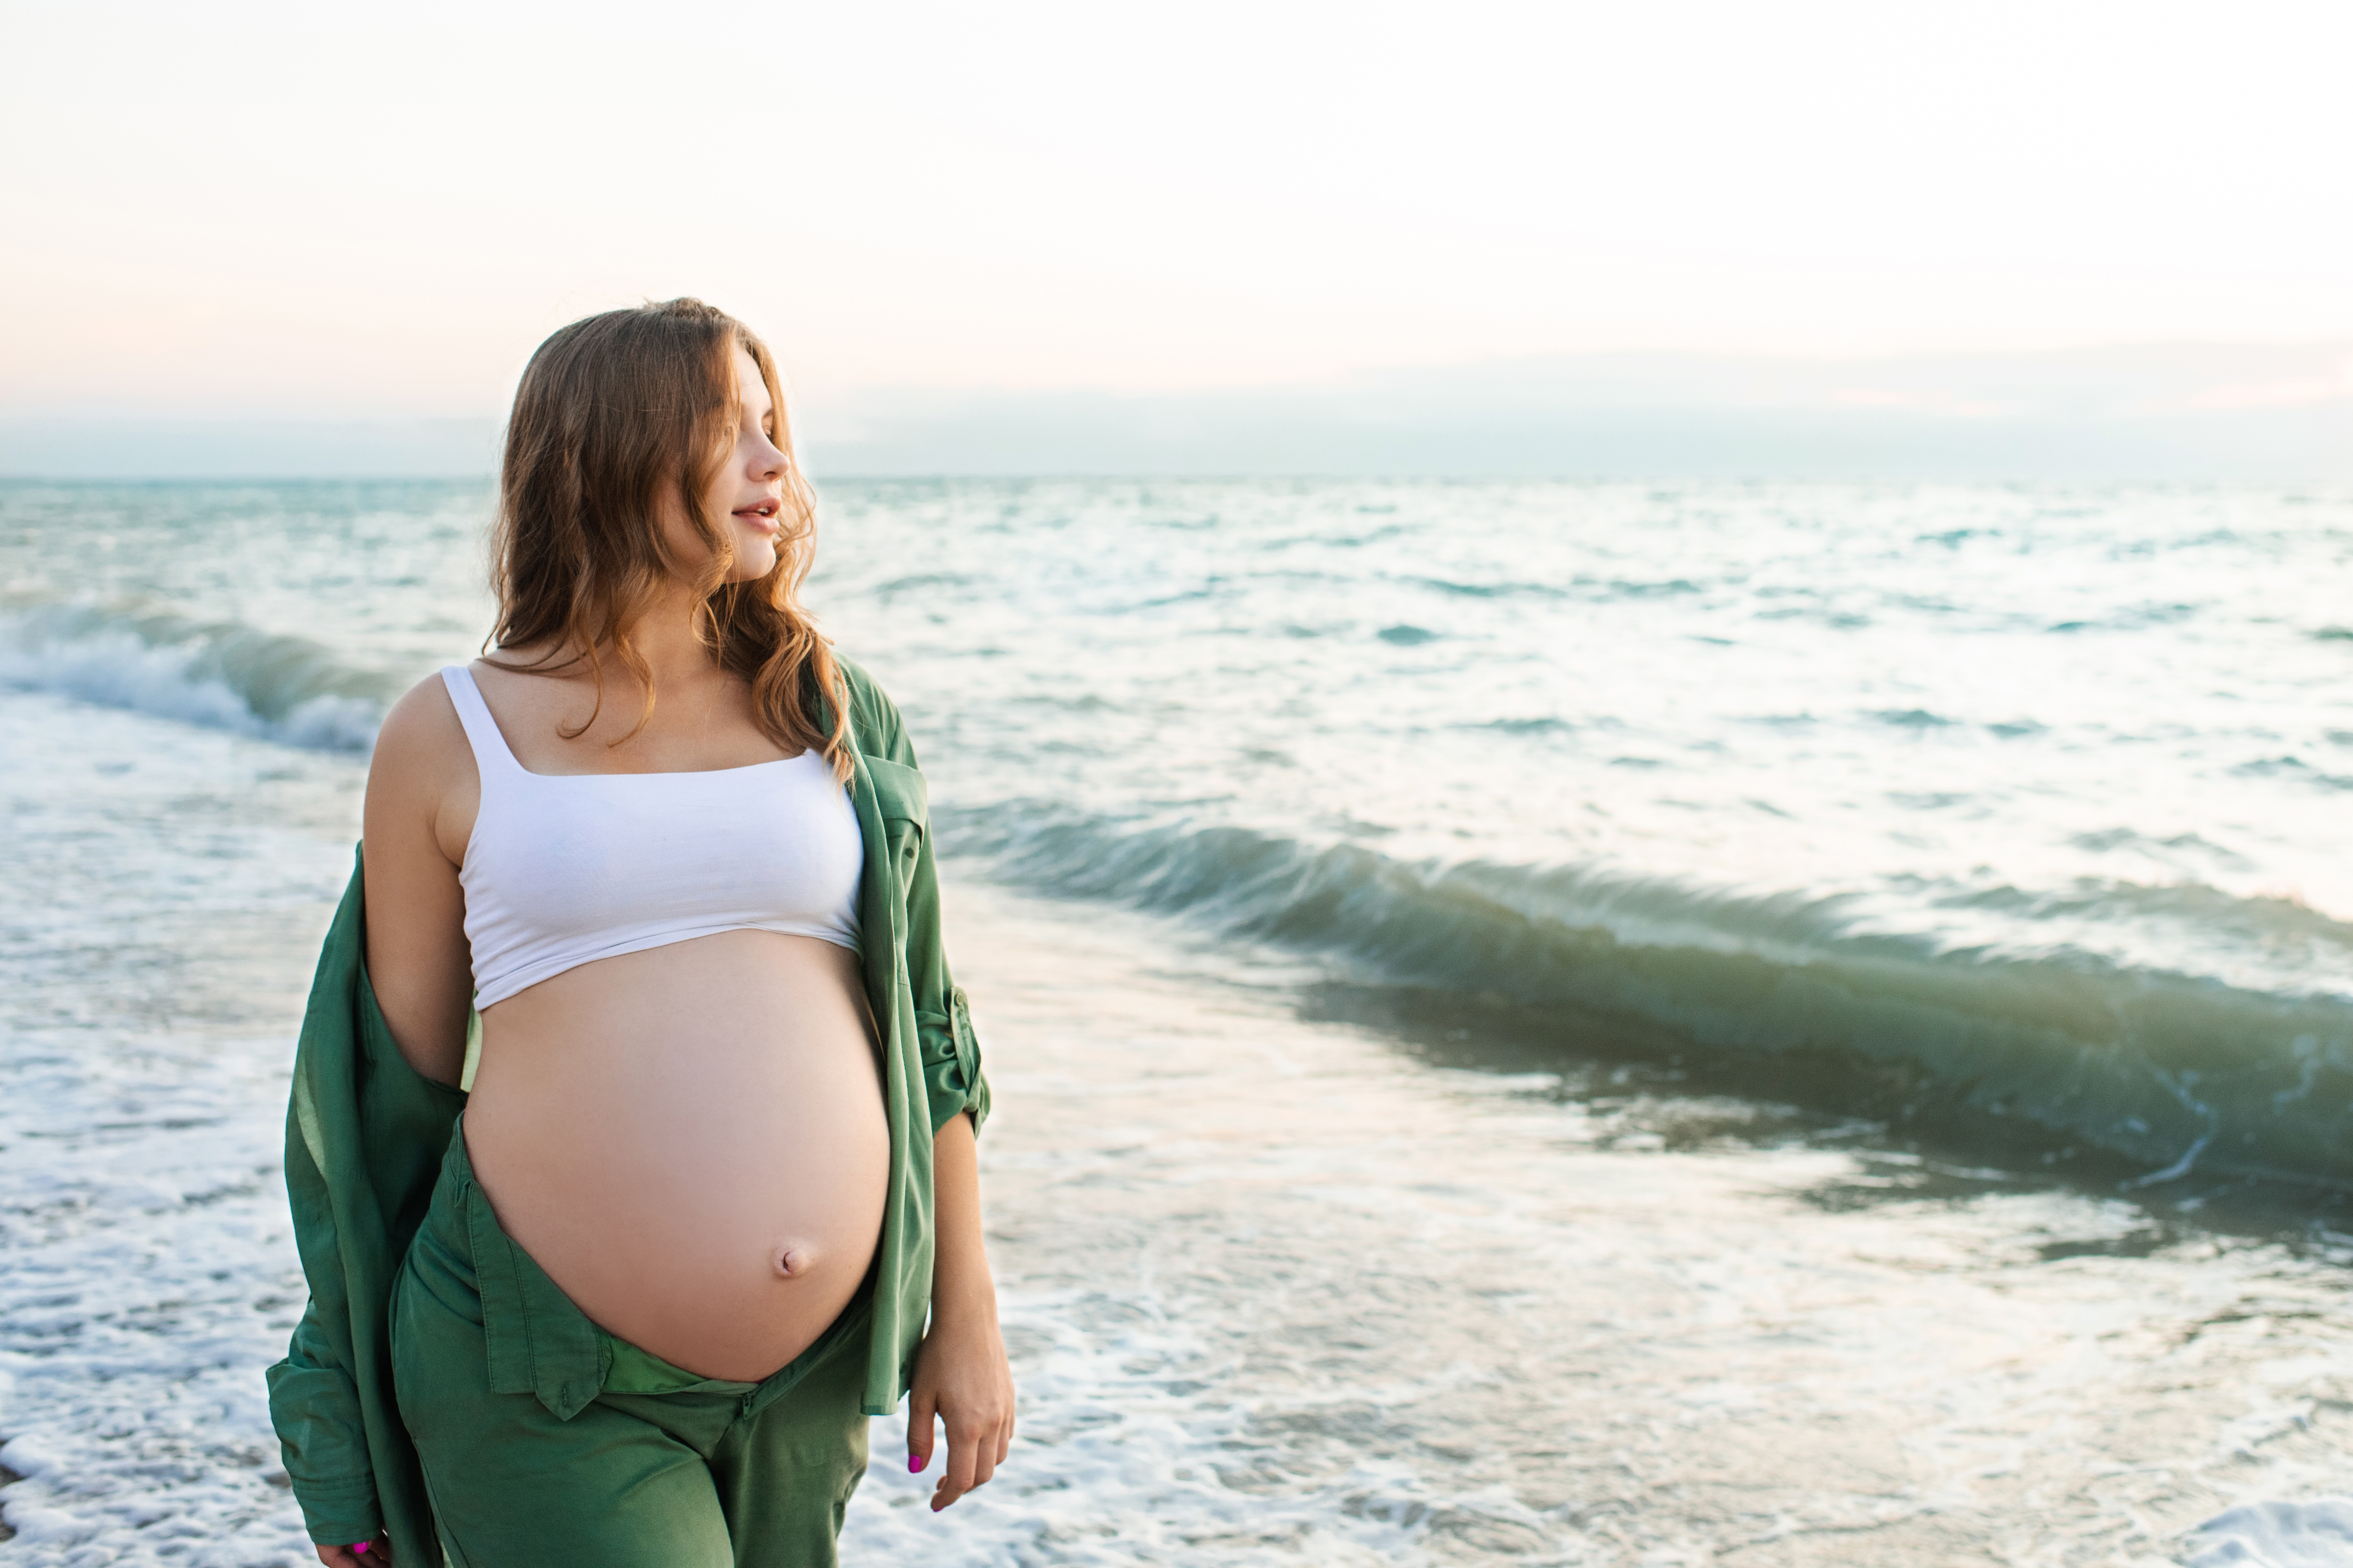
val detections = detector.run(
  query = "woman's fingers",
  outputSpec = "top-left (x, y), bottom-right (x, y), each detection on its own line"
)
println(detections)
top-left (905, 1390), bottom-right (938, 1474)
top-left (314, 1533), bottom-right (391, 1568)
top-left (965, 1415), bottom-right (997, 1490)
top-left (930, 1415), bottom-right (981, 1510)
top-left (930, 1411), bottom-right (1012, 1509)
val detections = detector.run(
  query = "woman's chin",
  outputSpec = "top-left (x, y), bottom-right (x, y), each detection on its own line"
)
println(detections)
top-left (728, 541), bottom-right (780, 582)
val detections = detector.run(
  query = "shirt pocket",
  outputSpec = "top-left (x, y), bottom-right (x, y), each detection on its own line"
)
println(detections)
top-left (865, 756), bottom-right (929, 896)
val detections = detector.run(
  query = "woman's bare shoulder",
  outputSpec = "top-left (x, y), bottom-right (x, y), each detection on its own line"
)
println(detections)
top-left (369, 671), bottom-right (472, 793)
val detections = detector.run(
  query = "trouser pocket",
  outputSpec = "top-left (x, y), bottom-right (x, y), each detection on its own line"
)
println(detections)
top-left (389, 1163), bottom-right (485, 1447)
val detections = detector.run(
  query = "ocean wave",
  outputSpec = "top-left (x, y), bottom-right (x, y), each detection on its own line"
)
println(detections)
top-left (0, 603), bottom-right (392, 751)
top-left (1923, 875), bottom-right (2353, 955)
top-left (947, 803), bottom-right (2353, 1191)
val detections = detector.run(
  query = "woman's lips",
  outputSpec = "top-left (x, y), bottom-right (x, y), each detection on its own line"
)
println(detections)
top-left (733, 501), bottom-right (781, 535)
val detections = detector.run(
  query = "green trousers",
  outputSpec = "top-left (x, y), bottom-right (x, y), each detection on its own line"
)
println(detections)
top-left (390, 1123), bottom-right (873, 1567)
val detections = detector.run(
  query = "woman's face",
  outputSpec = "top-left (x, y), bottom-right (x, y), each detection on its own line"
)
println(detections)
top-left (666, 346), bottom-right (790, 583)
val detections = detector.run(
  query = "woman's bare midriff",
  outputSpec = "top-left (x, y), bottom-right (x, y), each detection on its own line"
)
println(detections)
top-left (462, 929), bottom-right (889, 1383)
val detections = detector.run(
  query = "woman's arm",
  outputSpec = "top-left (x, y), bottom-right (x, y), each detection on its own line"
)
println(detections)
top-left (904, 1111), bottom-right (1014, 1510)
top-left (298, 681), bottom-right (471, 1566)
top-left (360, 678), bottom-right (477, 1088)
top-left (845, 659), bottom-right (1011, 1499)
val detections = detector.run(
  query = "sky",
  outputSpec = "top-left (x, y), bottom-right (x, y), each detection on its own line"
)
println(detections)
top-left (4, 0), bottom-right (2353, 472)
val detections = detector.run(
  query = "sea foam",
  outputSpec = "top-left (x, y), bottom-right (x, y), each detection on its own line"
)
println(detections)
top-left (2183, 1500), bottom-right (2353, 1567)
top-left (0, 604), bottom-right (387, 752)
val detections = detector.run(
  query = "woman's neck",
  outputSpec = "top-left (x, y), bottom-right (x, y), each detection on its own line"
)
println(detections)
top-left (622, 585), bottom-right (724, 688)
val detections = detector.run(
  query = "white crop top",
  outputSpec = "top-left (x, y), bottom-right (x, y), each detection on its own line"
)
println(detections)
top-left (440, 665), bottom-right (863, 1008)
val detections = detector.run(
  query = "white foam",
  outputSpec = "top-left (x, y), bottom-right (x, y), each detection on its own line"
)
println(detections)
top-left (2183, 1500), bottom-right (2353, 1567)
top-left (0, 692), bottom-right (358, 1565)
top-left (841, 1291), bottom-right (1567, 1566)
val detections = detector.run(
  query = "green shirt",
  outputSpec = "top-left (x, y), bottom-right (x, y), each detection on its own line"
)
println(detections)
top-left (266, 657), bottom-right (989, 1553)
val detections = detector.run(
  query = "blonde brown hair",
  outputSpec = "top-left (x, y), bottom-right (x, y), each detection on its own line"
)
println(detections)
top-left (487, 297), bottom-right (849, 778)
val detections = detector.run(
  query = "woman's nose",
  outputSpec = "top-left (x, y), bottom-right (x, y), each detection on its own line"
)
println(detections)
top-left (752, 432), bottom-right (788, 480)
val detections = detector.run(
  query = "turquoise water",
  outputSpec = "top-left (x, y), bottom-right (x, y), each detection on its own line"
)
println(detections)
top-left (2, 477), bottom-right (2351, 1564)
top-left (6, 477), bottom-right (2350, 1184)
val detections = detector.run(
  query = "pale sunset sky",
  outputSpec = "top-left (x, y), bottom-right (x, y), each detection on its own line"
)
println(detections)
top-left (3, 0), bottom-right (2351, 473)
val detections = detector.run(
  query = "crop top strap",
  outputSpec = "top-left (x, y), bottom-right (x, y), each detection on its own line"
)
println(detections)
top-left (439, 665), bottom-right (525, 776)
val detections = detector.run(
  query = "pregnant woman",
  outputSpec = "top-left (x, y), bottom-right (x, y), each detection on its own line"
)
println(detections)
top-left (267, 298), bottom-right (1012, 1568)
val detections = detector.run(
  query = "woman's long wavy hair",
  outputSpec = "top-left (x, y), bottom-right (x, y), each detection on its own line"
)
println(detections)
top-left (486, 298), bottom-right (850, 779)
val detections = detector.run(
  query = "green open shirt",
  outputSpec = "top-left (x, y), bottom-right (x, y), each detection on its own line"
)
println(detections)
top-left (265, 658), bottom-right (990, 1554)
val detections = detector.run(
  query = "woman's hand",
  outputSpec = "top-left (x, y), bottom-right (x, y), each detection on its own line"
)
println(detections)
top-left (907, 1110), bottom-right (1014, 1511)
top-left (905, 1299), bottom-right (1016, 1510)
top-left (314, 1533), bottom-right (391, 1567)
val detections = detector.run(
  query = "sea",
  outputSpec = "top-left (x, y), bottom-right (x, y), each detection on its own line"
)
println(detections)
top-left (1, 476), bottom-right (2350, 1566)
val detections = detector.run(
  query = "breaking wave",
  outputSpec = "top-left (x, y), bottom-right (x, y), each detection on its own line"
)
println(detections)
top-left (13, 593), bottom-right (2350, 1191)
top-left (949, 803), bottom-right (2353, 1191)
top-left (0, 602), bottom-right (392, 752)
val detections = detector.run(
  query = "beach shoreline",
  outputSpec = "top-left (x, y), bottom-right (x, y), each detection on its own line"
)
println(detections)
top-left (3, 475), bottom-right (2351, 1563)
top-left (2, 691), bottom-right (2348, 1561)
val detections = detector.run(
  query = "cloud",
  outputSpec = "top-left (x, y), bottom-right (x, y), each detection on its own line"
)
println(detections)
top-left (8, 343), bottom-right (2352, 482)
top-left (793, 343), bottom-right (2353, 480)
top-left (1827, 388), bottom-right (2014, 419)
top-left (2139, 358), bottom-right (2353, 414)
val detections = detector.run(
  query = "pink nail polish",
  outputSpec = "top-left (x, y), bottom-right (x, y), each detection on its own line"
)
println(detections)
top-left (352, 1546), bottom-right (370, 1558)
top-left (908, 1452), bottom-right (926, 1473)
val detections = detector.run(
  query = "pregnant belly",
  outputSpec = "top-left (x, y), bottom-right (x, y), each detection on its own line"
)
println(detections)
top-left (462, 930), bottom-right (890, 1382)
